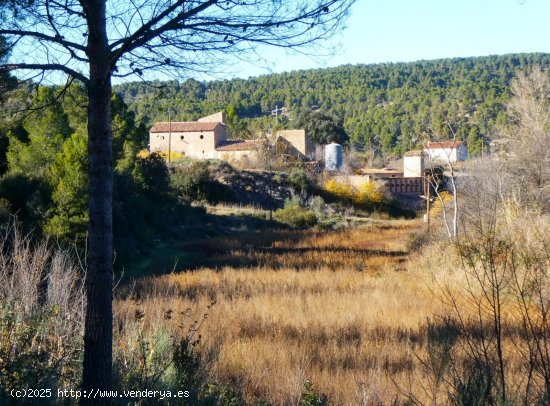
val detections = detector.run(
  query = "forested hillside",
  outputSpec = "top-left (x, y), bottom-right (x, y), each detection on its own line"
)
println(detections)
top-left (115, 53), bottom-right (550, 156)
top-left (1, 53), bottom-right (548, 254)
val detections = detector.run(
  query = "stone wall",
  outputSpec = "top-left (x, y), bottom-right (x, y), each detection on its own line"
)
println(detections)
top-left (275, 130), bottom-right (314, 157)
top-left (150, 126), bottom-right (226, 159)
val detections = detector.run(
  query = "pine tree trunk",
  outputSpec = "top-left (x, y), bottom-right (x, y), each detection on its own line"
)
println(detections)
top-left (81, 0), bottom-right (113, 402)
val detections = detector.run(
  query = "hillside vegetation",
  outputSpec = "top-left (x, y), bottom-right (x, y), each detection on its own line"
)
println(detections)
top-left (115, 220), bottom-right (423, 405)
top-left (114, 53), bottom-right (550, 156)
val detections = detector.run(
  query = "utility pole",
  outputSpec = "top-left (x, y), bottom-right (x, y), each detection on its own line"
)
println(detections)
top-left (426, 174), bottom-right (430, 232)
top-left (271, 105), bottom-right (281, 124)
top-left (268, 143), bottom-right (273, 221)
top-left (168, 109), bottom-right (172, 164)
top-left (423, 173), bottom-right (431, 232)
top-left (271, 105), bottom-right (291, 124)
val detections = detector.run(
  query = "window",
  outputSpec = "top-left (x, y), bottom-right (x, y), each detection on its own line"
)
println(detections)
top-left (180, 135), bottom-right (184, 140)
top-left (200, 134), bottom-right (204, 140)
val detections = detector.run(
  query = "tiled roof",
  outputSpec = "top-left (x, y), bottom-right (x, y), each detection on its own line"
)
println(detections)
top-left (216, 140), bottom-right (263, 151)
top-left (404, 150), bottom-right (424, 157)
top-left (150, 121), bottom-right (220, 133)
top-left (426, 141), bottom-right (463, 149)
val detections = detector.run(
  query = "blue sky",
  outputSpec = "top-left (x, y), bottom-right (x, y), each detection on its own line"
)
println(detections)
top-left (231, 0), bottom-right (550, 78)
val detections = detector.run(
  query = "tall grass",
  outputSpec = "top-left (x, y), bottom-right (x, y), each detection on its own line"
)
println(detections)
top-left (0, 223), bottom-right (210, 402)
top-left (116, 216), bottom-right (550, 404)
top-left (116, 221), bottom-right (433, 404)
top-left (6, 214), bottom-right (543, 404)
top-left (0, 224), bottom-right (85, 396)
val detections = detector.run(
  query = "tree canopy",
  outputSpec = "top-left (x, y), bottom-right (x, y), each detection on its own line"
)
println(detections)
top-left (1, 0), bottom-right (353, 84)
top-left (296, 109), bottom-right (348, 145)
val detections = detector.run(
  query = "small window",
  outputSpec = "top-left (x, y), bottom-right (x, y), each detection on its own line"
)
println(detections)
top-left (200, 134), bottom-right (204, 140)
top-left (180, 135), bottom-right (184, 140)
top-left (161, 136), bottom-right (164, 140)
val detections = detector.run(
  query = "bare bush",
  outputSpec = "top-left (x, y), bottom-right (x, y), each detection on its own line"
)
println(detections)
top-left (503, 66), bottom-right (550, 210)
top-left (439, 66), bottom-right (550, 402)
top-left (0, 223), bottom-right (85, 393)
top-left (405, 67), bottom-right (550, 405)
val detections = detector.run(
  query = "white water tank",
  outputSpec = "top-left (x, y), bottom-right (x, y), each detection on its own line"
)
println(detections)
top-left (325, 142), bottom-right (343, 171)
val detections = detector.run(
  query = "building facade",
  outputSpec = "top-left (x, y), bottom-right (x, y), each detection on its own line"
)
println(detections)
top-left (403, 150), bottom-right (425, 177)
top-left (149, 120), bottom-right (226, 159)
top-left (149, 112), bottom-right (312, 162)
top-left (273, 130), bottom-right (315, 157)
top-left (424, 141), bottom-right (468, 163)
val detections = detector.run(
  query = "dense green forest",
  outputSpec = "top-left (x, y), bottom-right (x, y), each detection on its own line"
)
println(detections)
top-left (0, 82), bottom-right (194, 266)
top-left (115, 53), bottom-right (550, 156)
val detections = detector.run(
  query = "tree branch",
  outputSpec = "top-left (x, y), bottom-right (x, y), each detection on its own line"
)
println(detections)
top-left (3, 63), bottom-right (88, 85)
top-left (0, 29), bottom-right (87, 52)
top-left (110, 0), bottom-right (215, 53)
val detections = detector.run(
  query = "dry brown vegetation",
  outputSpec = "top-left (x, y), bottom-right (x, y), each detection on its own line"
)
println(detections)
top-left (114, 204), bottom-right (550, 405)
top-left (115, 220), bottom-right (447, 404)
top-left (3, 208), bottom-right (547, 404)
top-left (0, 225), bottom-right (85, 394)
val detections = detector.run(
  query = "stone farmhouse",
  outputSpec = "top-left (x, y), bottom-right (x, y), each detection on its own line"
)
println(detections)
top-left (149, 112), bottom-right (313, 161)
top-left (424, 140), bottom-right (468, 163)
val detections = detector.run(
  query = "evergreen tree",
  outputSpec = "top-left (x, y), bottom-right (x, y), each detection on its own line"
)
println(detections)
top-left (297, 109), bottom-right (348, 145)
top-left (7, 86), bottom-right (71, 177)
top-left (44, 132), bottom-right (88, 240)
top-left (467, 126), bottom-right (483, 157)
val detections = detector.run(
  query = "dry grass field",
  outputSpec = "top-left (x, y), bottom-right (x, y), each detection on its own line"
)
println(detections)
top-left (115, 220), bottom-right (443, 404)
top-left (113, 217), bottom-right (545, 405)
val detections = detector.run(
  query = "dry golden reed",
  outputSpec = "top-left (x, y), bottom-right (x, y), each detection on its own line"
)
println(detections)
top-left (115, 221), bottom-right (442, 404)
top-left (115, 220), bottom-right (540, 404)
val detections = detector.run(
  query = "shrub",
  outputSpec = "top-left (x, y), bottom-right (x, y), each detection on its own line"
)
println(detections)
top-left (171, 161), bottom-right (232, 204)
top-left (136, 149), bottom-right (150, 159)
top-left (132, 152), bottom-right (170, 196)
top-left (170, 161), bottom-right (210, 202)
top-left (324, 178), bottom-right (387, 207)
top-left (0, 198), bottom-right (10, 224)
top-left (114, 323), bottom-right (176, 392)
top-left (308, 195), bottom-right (326, 217)
top-left (0, 225), bottom-right (85, 397)
top-left (202, 383), bottom-right (246, 405)
top-left (158, 150), bottom-right (185, 162)
top-left (353, 180), bottom-right (386, 205)
top-left (0, 173), bottom-right (52, 224)
top-left (300, 380), bottom-right (328, 406)
top-left (288, 169), bottom-right (311, 195)
top-left (274, 198), bottom-right (317, 228)
top-left (113, 300), bottom-right (214, 401)
top-left (323, 178), bottom-right (354, 202)
top-left (430, 190), bottom-right (453, 218)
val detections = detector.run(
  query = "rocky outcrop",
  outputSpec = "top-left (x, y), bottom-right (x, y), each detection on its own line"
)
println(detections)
top-left (210, 161), bottom-right (292, 209)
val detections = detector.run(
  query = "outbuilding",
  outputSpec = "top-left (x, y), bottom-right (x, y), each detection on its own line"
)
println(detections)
top-left (424, 140), bottom-right (468, 163)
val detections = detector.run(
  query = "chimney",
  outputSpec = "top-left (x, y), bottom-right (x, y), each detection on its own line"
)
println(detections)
top-left (198, 111), bottom-right (226, 124)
